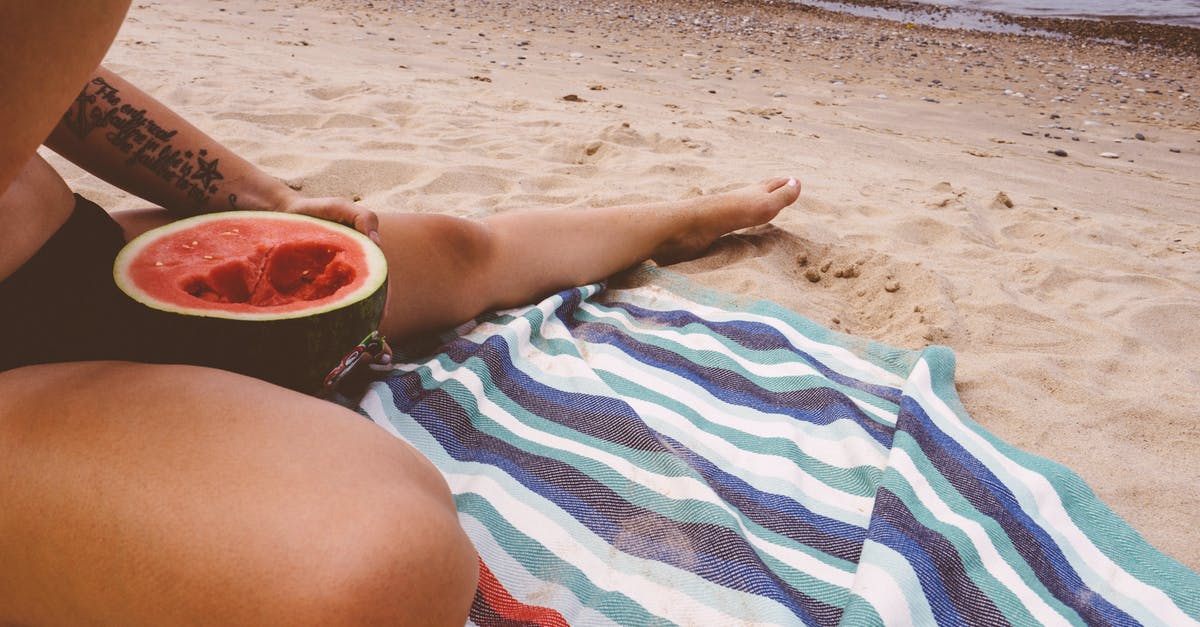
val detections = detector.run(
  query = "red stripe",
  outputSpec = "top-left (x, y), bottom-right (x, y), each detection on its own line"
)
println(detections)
top-left (473, 556), bottom-right (569, 627)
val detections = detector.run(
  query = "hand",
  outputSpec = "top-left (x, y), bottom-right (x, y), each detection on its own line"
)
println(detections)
top-left (277, 194), bottom-right (382, 245)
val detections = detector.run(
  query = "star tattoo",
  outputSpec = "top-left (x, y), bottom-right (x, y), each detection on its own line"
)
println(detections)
top-left (192, 154), bottom-right (225, 189)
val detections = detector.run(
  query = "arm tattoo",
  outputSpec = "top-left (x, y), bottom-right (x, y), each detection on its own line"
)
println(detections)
top-left (62, 76), bottom-right (233, 211)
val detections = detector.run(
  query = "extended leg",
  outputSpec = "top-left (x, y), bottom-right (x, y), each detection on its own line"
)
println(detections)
top-left (0, 362), bottom-right (478, 626)
top-left (378, 176), bottom-right (800, 340)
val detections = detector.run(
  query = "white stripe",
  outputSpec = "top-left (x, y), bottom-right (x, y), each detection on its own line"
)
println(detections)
top-left (458, 514), bottom-right (618, 627)
top-left (422, 356), bottom-right (858, 589)
top-left (890, 448), bottom-right (1072, 626)
top-left (588, 345), bottom-right (892, 472)
top-left (906, 360), bottom-right (1198, 626)
top-left (448, 472), bottom-right (782, 626)
top-left (848, 563), bottom-right (917, 627)
top-left (579, 301), bottom-right (900, 426)
top-left (611, 284), bottom-right (908, 388)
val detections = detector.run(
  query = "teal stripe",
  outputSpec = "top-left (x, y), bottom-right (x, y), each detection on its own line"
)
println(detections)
top-left (910, 348), bottom-right (1200, 621)
top-left (597, 362), bottom-right (886, 500)
top-left (457, 493), bottom-right (658, 626)
top-left (883, 431), bottom-right (1066, 626)
top-left (575, 299), bottom-right (904, 427)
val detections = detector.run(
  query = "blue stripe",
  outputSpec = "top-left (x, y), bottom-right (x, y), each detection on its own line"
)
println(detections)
top-left (558, 314), bottom-right (896, 448)
top-left (434, 333), bottom-right (872, 553)
top-left (897, 397), bottom-right (1132, 625)
top-left (386, 370), bottom-right (840, 624)
top-left (598, 300), bottom-right (905, 404)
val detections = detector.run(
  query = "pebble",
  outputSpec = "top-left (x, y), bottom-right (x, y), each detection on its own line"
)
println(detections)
top-left (804, 268), bottom-right (822, 283)
top-left (1100, 152), bottom-right (1120, 158)
top-left (1135, 132), bottom-right (1147, 140)
top-left (834, 266), bottom-right (860, 279)
top-left (884, 280), bottom-right (901, 293)
top-left (561, 94), bottom-right (585, 102)
top-left (1170, 148), bottom-right (1182, 153)
top-left (1050, 149), bottom-right (1069, 157)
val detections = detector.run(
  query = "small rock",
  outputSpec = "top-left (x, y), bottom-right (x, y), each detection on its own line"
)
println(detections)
top-left (884, 280), bottom-right (901, 293)
top-left (569, 52), bottom-right (584, 59)
top-left (561, 94), bottom-right (585, 102)
top-left (1050, 149), bottom-right (1068, 157)
top-left (1135, 132), bottom-right (1146, 140)
top-left (1100, 152), bottom-right (1119, 159)
top-left (820, 261), bottom-right (832, 273)
top-left (352, 194), bottom-right (363, 202)
top-left (831, 316), bottom-right (840, 324)
top-left (992, 191), bottom-right (1014, 208)
top-left (1170, 148), bottom-right (1182, 153)
top-left (589, 84), bottom-right (606, 91)
top-left (805, 268), bottom-right (822, 283)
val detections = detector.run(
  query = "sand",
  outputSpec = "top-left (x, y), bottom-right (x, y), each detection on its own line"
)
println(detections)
top-left (52, 0), bottom-right (1199, 571)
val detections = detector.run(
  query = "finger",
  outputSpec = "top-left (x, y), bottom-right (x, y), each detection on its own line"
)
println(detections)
top-left (355, 210), bottom-right (381, 245)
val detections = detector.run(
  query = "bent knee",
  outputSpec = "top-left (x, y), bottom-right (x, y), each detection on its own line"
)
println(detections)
top-left (283, 492), bottom-right (479, 626)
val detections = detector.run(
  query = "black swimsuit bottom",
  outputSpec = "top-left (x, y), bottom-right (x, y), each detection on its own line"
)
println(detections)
top-left (0, 195), bottom-right (152, 371)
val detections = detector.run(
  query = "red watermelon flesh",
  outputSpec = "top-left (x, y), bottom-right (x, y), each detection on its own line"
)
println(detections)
top-left (123, 215), bottom-right (372, 315)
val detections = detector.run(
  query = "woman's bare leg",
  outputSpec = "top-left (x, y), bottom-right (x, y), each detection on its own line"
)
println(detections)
top-left (113, 176), bottom-right (799, 342)
top-left (378, 176), bottom-right (800, 340)
top-left (0, 362), bottom-right (477, 626)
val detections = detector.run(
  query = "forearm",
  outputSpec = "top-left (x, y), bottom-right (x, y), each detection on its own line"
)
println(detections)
top-left (44, 66), bottom-right (295, 214)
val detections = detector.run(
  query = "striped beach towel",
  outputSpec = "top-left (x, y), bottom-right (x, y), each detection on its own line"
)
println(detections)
top-left (356, 267), bottom-right (1199, 626)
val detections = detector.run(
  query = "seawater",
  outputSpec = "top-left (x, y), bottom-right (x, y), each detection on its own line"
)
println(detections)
top-left (913, 0), bottom-right (1200, 26)
top-left (794, 0), bottom-right (1200, 28)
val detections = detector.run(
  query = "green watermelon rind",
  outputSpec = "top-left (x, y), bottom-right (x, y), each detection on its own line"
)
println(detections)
top-left (112, 211), bottom-right (389, 395)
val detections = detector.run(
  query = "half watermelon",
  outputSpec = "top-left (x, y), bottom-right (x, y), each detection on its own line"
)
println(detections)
top-left (113, 211), bottom-right (388, 395)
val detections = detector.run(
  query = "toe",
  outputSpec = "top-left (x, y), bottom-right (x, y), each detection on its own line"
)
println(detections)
top-left (768, 176), bottom-right (802, 207)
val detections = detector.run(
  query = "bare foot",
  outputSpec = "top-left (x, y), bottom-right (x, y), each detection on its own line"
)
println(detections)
top-left (651, 176), bottom-right (801, 266)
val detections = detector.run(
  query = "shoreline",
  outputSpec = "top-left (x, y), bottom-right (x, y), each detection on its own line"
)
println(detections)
top-left (787, 0), bottom-right (1200, 54)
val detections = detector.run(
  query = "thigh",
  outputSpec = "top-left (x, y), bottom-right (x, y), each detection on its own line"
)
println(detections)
top-left (0, 361), bottom-right (476, 626)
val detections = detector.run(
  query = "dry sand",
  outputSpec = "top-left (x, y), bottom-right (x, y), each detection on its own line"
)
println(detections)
top-left (54, 0), bottom-right (1199, 571)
